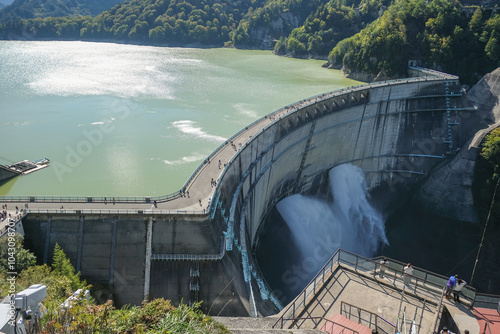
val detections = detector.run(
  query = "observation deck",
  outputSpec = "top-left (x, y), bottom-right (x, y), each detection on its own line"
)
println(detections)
top-left (271, 250), bottom-right (500, 334)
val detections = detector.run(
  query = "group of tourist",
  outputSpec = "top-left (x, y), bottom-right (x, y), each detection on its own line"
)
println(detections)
top-left (378, 258), bottom-right (468, 303)
top-left (0, 205), bottom-right (11, 222)
top-left (446, 274), bottom-right (467, 302)
top-left (379, 259), bottom-right (414, 286)
top-left (1, 203), bottom-right (27, 222)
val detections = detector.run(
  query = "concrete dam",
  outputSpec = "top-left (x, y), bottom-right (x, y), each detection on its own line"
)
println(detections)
top-left (4, 70), bottom-right (486, 317)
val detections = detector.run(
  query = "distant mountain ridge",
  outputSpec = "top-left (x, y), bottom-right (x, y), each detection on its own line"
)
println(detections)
top-left (0, 0), bottom-right (124, 23)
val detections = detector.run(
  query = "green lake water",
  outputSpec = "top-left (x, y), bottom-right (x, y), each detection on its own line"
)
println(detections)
top-left (0, 41), bottom-right (361, 197)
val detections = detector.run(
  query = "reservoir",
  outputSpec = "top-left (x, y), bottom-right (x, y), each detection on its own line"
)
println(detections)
top-left (0, 41), bottom-right (360, 196)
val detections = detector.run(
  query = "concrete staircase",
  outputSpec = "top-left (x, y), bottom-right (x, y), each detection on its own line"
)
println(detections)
top-left (213, 316), bottom-right (324, 333)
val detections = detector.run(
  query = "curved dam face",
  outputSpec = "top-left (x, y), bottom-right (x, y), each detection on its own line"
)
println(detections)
top-left (19, 75), bottom-right (484, 318)
top-left (211, 76), bottom-right (482, 314)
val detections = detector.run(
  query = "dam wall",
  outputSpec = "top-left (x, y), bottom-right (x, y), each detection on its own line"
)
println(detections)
top-left (17, 75), bottom-right (485, 317)
top-left (22, 212), bottom-right (251, 315)
top-left (210, 77), bottom-right (482, 315)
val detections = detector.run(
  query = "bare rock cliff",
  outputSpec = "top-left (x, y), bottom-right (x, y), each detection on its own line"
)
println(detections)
top-left (412, 67), bottom-right (500, 223)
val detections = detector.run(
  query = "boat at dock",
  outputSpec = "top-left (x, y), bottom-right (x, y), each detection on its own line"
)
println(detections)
top-left (0, 158), bottom-right (50, 182)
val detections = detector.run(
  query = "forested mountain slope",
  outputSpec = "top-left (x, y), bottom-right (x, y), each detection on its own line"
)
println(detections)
top-left (0, 0), bottom-right (124, 23)
top-left (326, 0), bottom-right (500, 84)
top-left (269, 0), bottom-right (390, 57)
top-left (0, 0), bottom-right (499, 84)
top-left (0, 0), bottom-right (268, 44)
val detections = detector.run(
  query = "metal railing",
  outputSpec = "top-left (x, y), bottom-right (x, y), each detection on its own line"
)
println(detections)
top-left (483, 321), bottom-right (492, 334)
top-left (272, 249), bottom-right (340, 329)
top-left (272, 249), bottom-right (494, 331)
top-left (151, 238), bottom-right (225, 261)
top-left (370, 256), bottom-right (477, 307)
top-left (472, 292), bottom-right (500, 311)
top-left (0, 193), bottom-right (182, 204)
top-left (281, 316), bottom-right (359, 334)
top-left (25, 208), bottom-right (205, 215)
top-left (432, 287), bottom-right (447, 334)
top-left (340, 301), bottom-right (396, 334)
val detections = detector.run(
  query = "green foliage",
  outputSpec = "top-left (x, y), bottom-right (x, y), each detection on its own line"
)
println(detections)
top-left (276, 0), bottom-right (389, 56)
top-left (1, 0), bottom-right (499, 82)
top-left (0, 233), bottom-right (36, 273)
top-left (274, 35), bottom-right (286, 54)
top-left (41, 298), bottom-right (229, 333)
top-left (0, 241), bottom-right (228, 333)
top-left (328, 0), bottom-right (500, 83)
top-left (15, 264), bottom-right (75, 303)
top-left (232, 0), bottom-right (323, 47)
top-left (52, 243), bottom-right (84, 291)
top-left (286, 36), bottom-right (306, 55)
top-left (480, 128), bottom-right (500, 179)
top-left (0, 0), bottom-right (123, 24)
top-left (0, 0), bottom-right (258, 45)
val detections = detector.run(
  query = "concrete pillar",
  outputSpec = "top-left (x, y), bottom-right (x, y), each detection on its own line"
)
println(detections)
top-left (43, 216), bottom-right (51, 264)
top-left (143, 217), bottom-right (153, 302)
top-left (76, 215), bottom-right (84, 272)
top-left (109, 220), bottom-right (117, 285)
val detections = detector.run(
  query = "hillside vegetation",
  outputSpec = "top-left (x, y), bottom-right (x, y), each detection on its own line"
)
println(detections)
top-left (0, 0), bottom-right (124, 23)
top-left (0, 0), bottom-right (499, 82)
top-left (327, 0), bottom-right (500, 83)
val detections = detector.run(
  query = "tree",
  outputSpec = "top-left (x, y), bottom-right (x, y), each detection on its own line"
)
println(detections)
top-left (0, 233), bottom-right (36, 273)
top-left (485, 36), bottom-right (500, 64)
top-left (286, 36), bottom-right (306, 56)
top-left (52, 243), bottom-right (83, 290)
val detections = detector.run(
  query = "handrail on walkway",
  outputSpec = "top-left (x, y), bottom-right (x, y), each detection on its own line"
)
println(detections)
top-left (272, 248), bottom-right (496, 331)
top-left (472, 292), bottom-right (500, 311)
top-left (340, 301), bottom-right (396, 334)
top-left (371, 255), bottom-right (477, 307)
top-left (280, 316), bottom-right (359, 334)
top-left (432, 287), bottom-right (447, 334)
top-left (24, 208), bottom-right (205, 215)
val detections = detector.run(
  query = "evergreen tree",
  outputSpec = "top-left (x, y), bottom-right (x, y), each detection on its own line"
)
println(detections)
top-left (52, 243), bottom-right (83, 290)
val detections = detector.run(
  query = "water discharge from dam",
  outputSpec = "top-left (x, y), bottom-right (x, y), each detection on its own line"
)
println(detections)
top-left (261, 164), bottom-right (388, 303)
top-left (278, 163), bottom-right (388, 258)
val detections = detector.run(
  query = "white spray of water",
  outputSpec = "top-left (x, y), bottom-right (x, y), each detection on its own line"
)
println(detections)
top-left (277, 163), bottom-right (388, 264)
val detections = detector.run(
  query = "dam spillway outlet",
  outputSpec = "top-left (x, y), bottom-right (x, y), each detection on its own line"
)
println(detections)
top-left (257, 164), bottom-right (388, 304)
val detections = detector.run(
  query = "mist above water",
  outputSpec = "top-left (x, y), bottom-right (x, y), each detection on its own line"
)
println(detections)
top-left (277, 163), bottom-right (388, 264)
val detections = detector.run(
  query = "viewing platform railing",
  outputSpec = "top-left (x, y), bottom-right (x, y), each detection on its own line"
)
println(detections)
top-left (340, 301), bottom-right (396, 334)
top-left (273, 249), bottom-right (497, 331)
